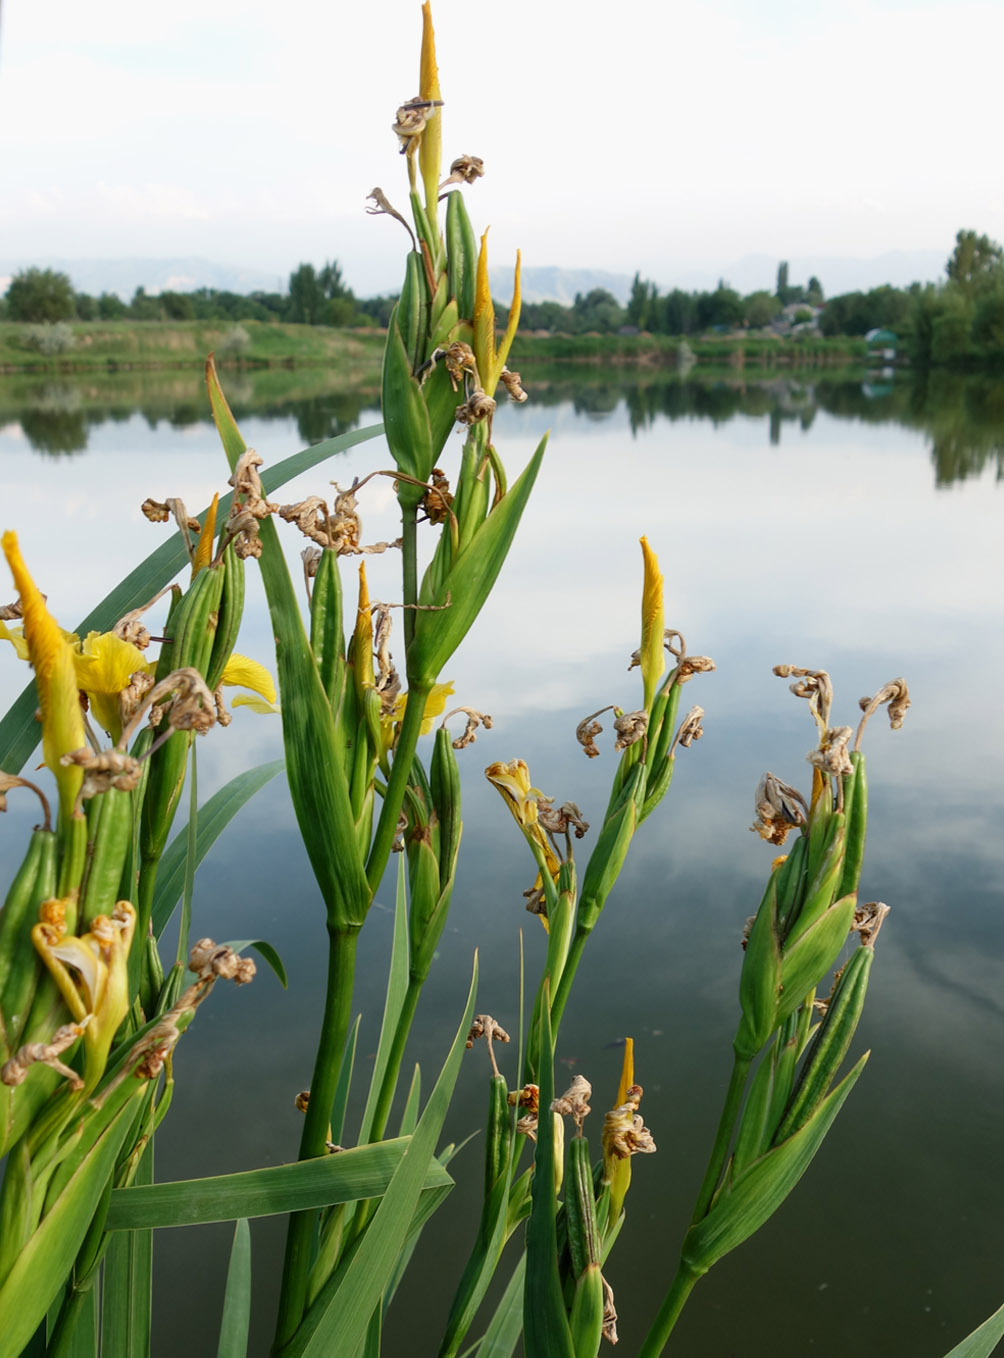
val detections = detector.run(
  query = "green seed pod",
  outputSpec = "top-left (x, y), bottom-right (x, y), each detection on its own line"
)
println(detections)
top-left (0, 827), bottom-right (57, 1052)
top-left (837, 752), bottom-right (868, 900)
top-left (79, 787), bottom-right (133, 929)
top-left (576, 764), bottom-right (646, 935)
top-left (485, 1073), bottom-right (512, 1198)
top-left (383, 316), bottom-right (434, 509)
top-left (309, 548), bottom-right (345, 708)
top-left (735, 873), bottom-right (783, 1060)
top-left (775, 943), bottom-right (874, 1142)
top-left (205, 545), bottom-right (245, 692)
top-left (155, 560), bottom-right (226, 683)
top-left (396, 252), bottom-right (428, 373)
top-left (564, 1134), bottom-right (600, 1281)
top-left (776, 892), bottom-right (856, 1028)
top-left (774, 833), bottom-right (808, 937)
top-left (569, 1265), bottom-right (604, 1358)
top-left (446, 190), bottom-right (478, 321)
top-left (784, 815), bottom-right (846, 949)
top-left (430, 726), bottom-right (462, 891)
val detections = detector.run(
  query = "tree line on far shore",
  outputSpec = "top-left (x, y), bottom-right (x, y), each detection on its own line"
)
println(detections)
top-left (4, 230), bottom-right (1004, 367)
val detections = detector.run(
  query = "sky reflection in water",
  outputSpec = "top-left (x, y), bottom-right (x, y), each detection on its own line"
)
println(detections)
top-left (1, 374), bottom-right (1002, 1357)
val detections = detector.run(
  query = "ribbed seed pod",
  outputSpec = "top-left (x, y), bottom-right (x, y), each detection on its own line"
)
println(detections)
top-left (309, 548), bottom-right (345, 709)
top-left (775, 942), bottom-right (874, 1141)
top-left (565, 1135), bottom-right (604, 1357)
top-left (79, 787), bottom-right (133, 929)
top-left (205, 544), bottom-right (245, 692)
top-left (446, 190), bottom-right (478, 322)
top-left (837, 751), bottom-right (868, 899)
top-left (0, 828), bottom-right (57, 1052)
top-left (430, 726), bottom-right (462, 891)
top-left (576, 763), bottom-right (646, 935)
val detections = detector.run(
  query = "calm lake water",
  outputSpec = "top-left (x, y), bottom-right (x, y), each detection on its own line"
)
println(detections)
top-left (1, 366), bottom-right (1003, 1357)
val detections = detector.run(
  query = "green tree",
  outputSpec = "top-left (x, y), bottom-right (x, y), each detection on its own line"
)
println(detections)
top-left (74, 292), bottom-right (98, 321)
top-left (128, 287), bottom-right (162, 320)
top-left (697, 282), bottom-right (743, 329)
top-left (776, 260), bottom-right (792, 304)
top-left (743, 290), bottom-right (777, 328)
top-left (806, 275), bottom-right (824, 304)
top-left (97, 292), bottom-right (128, 320)
top-left (287, 263), bottom-right (323, 324)
top-left (571, 288), bottom-right (625, 333)
top-left (160, 291), bottom-right (195, 320)
top-left (5, 268), bottom-right (76, 322)
top-left (946, 229), bottom-right (1003, 292)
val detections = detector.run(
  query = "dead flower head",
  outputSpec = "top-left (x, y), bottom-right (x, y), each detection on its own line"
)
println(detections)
top-left (455, 387), bottom-right (496, 429)
top-left (499, 367), bottom-right (528, 403)
top-left (420, 469), bottom-right (454, 525)
top-left (226, 450), bottom-right (277, 559)
top-left (551, 1074), bottom-right (592, 1130)
top-left (671, 705), bottom-right (705, 753)
top-left (508, 1081), bottom-right (540, 1139)
top-left (602, 1086), bottom-right (656, 1161)
top-left (188, 938), bottom-right (256, 985)
top-left (809, 725), bottom-right (854, 778)
top-left (751, 771), bottom-right (808, 846)
top-left (852, 900), bottom-right (890, 947)
top-left (59, 747), bottom-right (143, 799)
top-left (537, 801), bottom-right (589, 839)
top-left (439, 153), bottom-right (484, 191)
top-left (442, 705), bottom-right (493, 749)
top-left (392, 96), bottom-right (443, 154)
top-left (613, 708), bottom-right (648, 751)
top-left (774, 664), bottom-right (834, 732)
top-left (856, 677), bottom-right (911, 749)
top-left (677, 655), bottom-right (716, 683)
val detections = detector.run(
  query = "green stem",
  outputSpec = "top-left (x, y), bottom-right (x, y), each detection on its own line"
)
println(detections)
top-left (547, 927), bottom-right (590, 1042)
top-left (274, 923), bottom-right (360, 1351)
top-left (637, 1262), bottom-right (702, 1358)
top-left (46, 1282), bottom-right (96, 1358)
top-left (691, 1051), bottom-right (752, 1223)
top-left (368, 975), bottom-right (423, 1145)
top-left (365, 680), bottom-right (432, 893)
top-left (401, 501), bottom-right (419, 649)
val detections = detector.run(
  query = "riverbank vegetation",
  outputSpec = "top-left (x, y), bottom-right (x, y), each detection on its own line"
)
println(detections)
top-left (4, 228), bottom-right (1004, 373)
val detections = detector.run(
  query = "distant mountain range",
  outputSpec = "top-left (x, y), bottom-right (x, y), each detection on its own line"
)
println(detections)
top-left (0, 256), bottom-right (285, 301)
top-left (1, 250), bottom-right (947, 307)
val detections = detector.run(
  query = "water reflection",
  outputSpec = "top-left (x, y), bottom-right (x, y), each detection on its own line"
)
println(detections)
top-left (0, 366), bottom-right (1002, 1356)
top-left (0, 368), bottom-right (380, 456)
top-left (4, 366), bottom-right (1003, 487)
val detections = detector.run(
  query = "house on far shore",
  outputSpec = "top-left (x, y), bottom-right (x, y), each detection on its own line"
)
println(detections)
top-left (864, 327), bottom-right (898, 361)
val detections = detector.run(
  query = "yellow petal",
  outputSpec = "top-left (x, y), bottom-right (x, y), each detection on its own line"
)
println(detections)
top-left (231, 694), bottom-right (280, 716)
top-left (2, 532), bottom-right (85, 819)
top-left (615, 1036), bottom-right (635, 1108)
top-left (639, 537), bottom-right (665, 708)
top-left (351, 562), bottom-right (374, 692)
top-left (0, 619), bottom-right (29, 660)
top-left (492, 251), bottom-right (522, 393)
top-left (221, 653), bottom-right (277, 705)
top-left (473, 230), bottom-right (496, 394)
top-left (191, 492), bottom-right (219, 576)
top-left (73, 631), bottom-right (152, 740)
top-left (390, 681), bottom-right (455, 737)
top-left (419, 1), bottom-right (443, 218)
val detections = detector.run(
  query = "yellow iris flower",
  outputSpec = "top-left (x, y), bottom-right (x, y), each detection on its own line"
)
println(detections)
top-left (32, 898), bottom-right (136, 1089)
top-left (639, 536), bottom-right (665, 709)
top-left (473, 232), bottom-right (522, 399)
top-left (2, 532), bottom-right (85, 821)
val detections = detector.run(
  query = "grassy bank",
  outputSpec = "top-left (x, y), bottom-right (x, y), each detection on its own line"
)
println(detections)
top-left (0, 319), bottom-right (385, 375)
top-left (0, 319), bottom-right (869, 376)
top-left (508, 331), bottom-right (868, 367)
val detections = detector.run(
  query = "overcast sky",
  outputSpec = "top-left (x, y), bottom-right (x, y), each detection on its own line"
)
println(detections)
top-left (2, 0), bottom-right (1002, 297)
